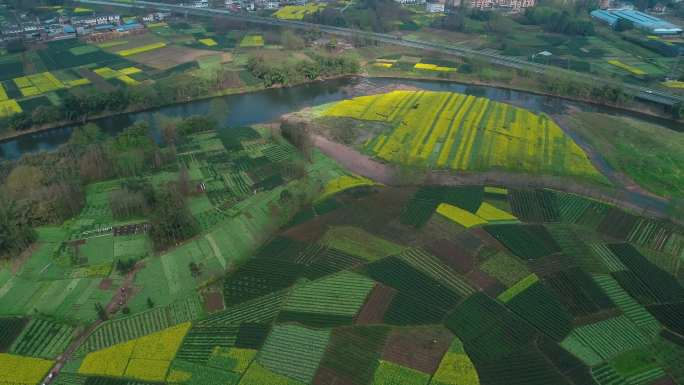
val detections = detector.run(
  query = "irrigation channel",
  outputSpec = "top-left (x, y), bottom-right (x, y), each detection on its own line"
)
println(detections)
top-left (1, 77), bottom-right (681, 160)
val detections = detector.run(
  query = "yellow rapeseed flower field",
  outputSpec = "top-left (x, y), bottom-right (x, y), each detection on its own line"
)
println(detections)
top-left (117, 42), bottom-right (167, 57)
top-left (436, 203), bottom-right (488, 228)
top-left (319, 174), bottom-right (379, 201)
top-left (79, 322), bottom-right (191, 381)
top-left (322, 91), bottom-right (604, 182)
top-left (475, 202), bottom-right (517, 222)
top-left (0, 353), bottom-right (54, 385)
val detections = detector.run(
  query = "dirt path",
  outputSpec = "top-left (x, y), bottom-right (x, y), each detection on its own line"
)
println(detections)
top-left (311, 134), bottom-right (675, 223)
top-left (42, 262), bottom-right (143, 383)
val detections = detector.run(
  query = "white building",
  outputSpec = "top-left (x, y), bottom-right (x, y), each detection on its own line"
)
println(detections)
top-left (426, 2), bottom-right (445, 12)
top-left (395, 0), bottom-right (426, 4)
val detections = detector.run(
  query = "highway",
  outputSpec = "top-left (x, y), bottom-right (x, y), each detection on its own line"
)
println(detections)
top-left (76, 0), bottom-right (683, 106)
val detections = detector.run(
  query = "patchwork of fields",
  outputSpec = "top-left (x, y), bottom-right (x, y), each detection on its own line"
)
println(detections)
top-left (321, 90), bottom-right (605, 182)
top-left (1, 177), bottom-right (678, 385)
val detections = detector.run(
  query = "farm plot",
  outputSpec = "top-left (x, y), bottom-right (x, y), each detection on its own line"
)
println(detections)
top-left (471, 345), bottom-right (569, 385)
top-left (508, 189), bottom-right (559, 223)
top-left (79, 296), bottom-right (202, 354)
top-left (400, 186), bottom-right (483, 228)
top-left (321, 91), bottom-right (604, 182)
top-left (317, 326), bottom-right (389, 385)
top-left (320, 226), bottom-right (405, 261)
top-left (222, 257), bottom-right (302, 307)
top-left (79, 322), bottom-right (191, 382)
top-left (0, 353), bottom-right (54, 385)
top-left (484, 224), bottom-right (561, 260)
top-left (479, 251), bottom-right (530, 287)
top-left (37, 39), bottom-right (122, 70)
top-left (504, 280), bottom-right (574, 341)
top-left (239, 362), bottom-right (305, 385)
top-left (0, 318), bottom-right (27, 352)
top-left (593, 274), bottom-right (661, 337)
top-left (175, 325), bottom-right (239, 363)
top-left (444, 293), bottom-right (537, 362)
top-left (10, 318), bottom-right (75, 359)
top-left (372, 360), bottom-right (430, 385)
top-left (257, 324), bottom-right (331, 384)
top-left (166, 359), bottom-right (241, 385)
top-left (301, 246), bottom-right (365, 280)
top-left (543, 268), bottom-right (615, 319)
top-left (366, 257), bottom-right (464, 324)
top-left (198, 291), bottom-right (286, 327)
top-left (240, 35), bottom-right (264, 48)
top-left (431, 338), bottom-right (479, 385)
top-left (646, 302), bottom-right (684, 336)
top-left (279, 271), bottom-right (375, 326)
top-left (608, 243), bottom-right (684, 303)
top-left (395, 248), bottom-right (474, 297)
top-left (274, 3), bottom-right (325, 20)
top-left (381, 326), bottom-right (453, 374)
top-left (560, 315), bottom-right (651, 365)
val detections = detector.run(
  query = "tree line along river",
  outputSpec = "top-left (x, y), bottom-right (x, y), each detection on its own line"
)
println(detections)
top-left (0, 77), bottom-right (680, 161)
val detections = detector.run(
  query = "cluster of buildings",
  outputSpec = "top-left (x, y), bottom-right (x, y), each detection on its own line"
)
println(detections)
top-left (591, 8), bottom-right (682, 34)
top-left (0, 11), bottom-right (169, 43)
top-left (396, 0), bottom-right (536, 13)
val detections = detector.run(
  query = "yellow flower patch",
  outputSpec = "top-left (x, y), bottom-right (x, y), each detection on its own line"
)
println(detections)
top-left (373, 62), bottom-right (393, 68)
top-left (117, 42), bottom-right (167, 57)
top-left (437, 203), bottom-right (487, 228)
top-left (414, 63), bottom-right (457, 72)
top-left (120, 67), bottom-right (143, 75)
top-left (66, 78), bottom-right (91, 87)
top-left (125, 358), bottom-right (170, 382)
top-left (484, 186), bottom-right (507, 195)
top-left (117, 75), bottom-right (140, 86)
top-left (0, 84), bottom-right (8, 101)
top-left (79, 322), bottom-right (191, 381)
top-left (662, 80), bottom-right (684, 89)
top-left (199, 38), bottom-right (218, 46)
top-left (0, 100), bottom-right (22, 118)
top-left (274, 3), bottom-right (325, 20)
top-left (240, 35), bottom-right (264, 48)
top-left (432, 352), bottom-right (480, 385)
top-left (0, 353), bottom-right (54, 385)
top-left (79, 340), bottom-right (135, 377)
top-left (607, 60), bottom-right (646, 75)
top-left (321, 91), bottom-right (604, 182)
top-left (475, 202), bottom-right (516, 222)
top-left (319, 175), bottom-right (379, 201)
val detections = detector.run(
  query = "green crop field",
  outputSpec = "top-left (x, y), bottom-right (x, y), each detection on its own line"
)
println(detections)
top-left (1, 90), bottom-right (683, 385)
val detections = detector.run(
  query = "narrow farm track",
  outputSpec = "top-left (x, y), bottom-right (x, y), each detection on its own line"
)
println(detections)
top-left (311, 134), bottom-right (676, 223)
top-left (75, 0), bottom-right (683, 107)
top-left (41, 263), bottom-right (143, 384)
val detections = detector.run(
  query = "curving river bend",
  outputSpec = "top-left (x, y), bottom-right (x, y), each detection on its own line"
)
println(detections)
top-left (0, 76), bottom-right (680, 161)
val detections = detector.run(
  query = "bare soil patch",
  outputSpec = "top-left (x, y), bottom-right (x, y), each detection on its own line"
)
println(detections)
top-left (203, 291), bottom-right (224, 313)
top-left (355, 284), bottom-right (397, 325)
top-left (128, 46), bottom-right (219, 70)
top-left (381, 326), bottom-right (454, 374)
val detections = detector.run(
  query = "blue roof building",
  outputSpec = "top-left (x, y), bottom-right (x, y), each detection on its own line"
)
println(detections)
top-left (591, 9), bottom-right (682, 34)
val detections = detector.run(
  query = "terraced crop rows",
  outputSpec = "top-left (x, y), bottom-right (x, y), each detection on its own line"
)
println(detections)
top-left (11, 318), bottom-right (75, 358)
top-left (323, 91), bottom-right (603, 181)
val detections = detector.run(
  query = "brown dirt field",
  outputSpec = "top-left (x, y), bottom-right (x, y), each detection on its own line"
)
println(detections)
top-left (128, 46), bottom-right (220, 70)
top-left (203, 291), bottom-right (224, 313)
top-left (469, 227), bottom-right (506, 252)
top-left (381, 326), bottom-right (454, 374)
top-left (424, 238), bottom-right (475, 274)
top-left (355, 284), bottom-right (397, 325)
top-left (466, 269), bottom-right (505, 297)
top-left (312, 366), bottom-right (357, 385)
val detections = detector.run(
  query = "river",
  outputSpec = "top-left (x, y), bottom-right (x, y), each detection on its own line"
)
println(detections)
top-left (0, 76), bottom-right (680, 160)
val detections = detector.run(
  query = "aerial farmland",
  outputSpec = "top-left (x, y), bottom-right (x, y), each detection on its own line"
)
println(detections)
top-left (1, 1), bottom-right (684, 385)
